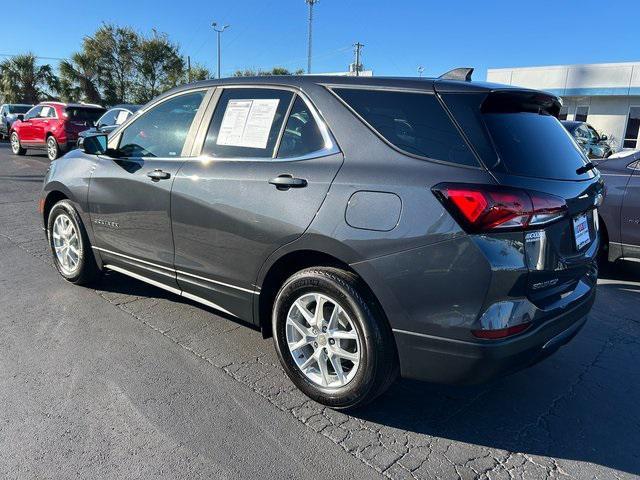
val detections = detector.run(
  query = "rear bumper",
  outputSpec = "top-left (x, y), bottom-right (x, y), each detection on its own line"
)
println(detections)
top-left (394, 286), bottom-right (595, 384)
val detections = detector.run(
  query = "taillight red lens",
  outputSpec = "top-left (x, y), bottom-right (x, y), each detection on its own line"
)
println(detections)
top-left (433, 183), bottom-right (567, 233)
top-left (472, 322), bottom-right (531, 339)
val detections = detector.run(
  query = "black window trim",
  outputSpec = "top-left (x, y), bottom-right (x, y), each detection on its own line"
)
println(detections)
top-left (188, 84), bottom-right (340, 163)
top-left (325, 84), bottom-right (484, 170)
top-left (108, 87), bottom-right (214, 159)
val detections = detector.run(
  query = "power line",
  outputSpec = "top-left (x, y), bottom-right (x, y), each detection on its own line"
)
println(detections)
top-left (0, 53), bottom-right (65, 61)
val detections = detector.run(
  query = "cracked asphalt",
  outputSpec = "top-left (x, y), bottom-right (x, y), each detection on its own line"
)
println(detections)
top-left (1, 141), bottom-right (639, 479)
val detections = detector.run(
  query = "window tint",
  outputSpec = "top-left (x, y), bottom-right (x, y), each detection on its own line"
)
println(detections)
top-left (98, 109), bottom-right (119, 127)
top-left (334, 88), bottom-right (478, 166)
top-left (558, 105), bottom-right (568, 121)
top-left (65, 107), bottom-right (106, 123)
top-left (483, 112), bottom-right (591, 180)
top-left (24, 106), bottom-right (41, 120)
top-left (119, 91), bottom-right (206, 158)
top-left (575, 106), bottom-right (589, 122)
top-left (203, 88), bottom-right (293, 158)
top-left (277, 96), bottom-right (326, 158)
top-left (623, 106), bottom-right (640, 149)
top-left (9, 105), bottom-right (31, 114)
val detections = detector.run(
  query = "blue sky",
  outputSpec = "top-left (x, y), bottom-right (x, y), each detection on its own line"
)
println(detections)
top-left (3, 0), bottom-right (639, 79)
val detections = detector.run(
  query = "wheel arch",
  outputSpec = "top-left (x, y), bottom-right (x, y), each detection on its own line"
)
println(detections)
top-left (255, 246), bottom-right (389, 339)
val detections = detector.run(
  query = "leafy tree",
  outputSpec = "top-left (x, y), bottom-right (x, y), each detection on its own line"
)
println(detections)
top-left (84, 24), bottom-right (139, 105)
top-left (58, 52), bottom-right (102, 104)
top-left (133, 30), bottom-right (185, 103)
top-left (0, 53), bottom-right (57, 104)
top-left (233, 67), bottom-right (305, 77)
top-left (188, 64), bottom-right (211, 82)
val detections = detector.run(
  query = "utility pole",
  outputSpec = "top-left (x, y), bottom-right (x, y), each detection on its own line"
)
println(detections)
top-left (353, 42), bottom-right (364, 76)
top-left (187, 56), bottom-right (192, 83)
top-left (212, 22), bottom-right (230, 79)
top-left (305, 0), bottom-right (319, 74)
top-left (417, 66), bottom-right (424, 77)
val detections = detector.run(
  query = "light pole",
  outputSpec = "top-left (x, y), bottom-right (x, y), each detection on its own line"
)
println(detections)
top-left (212, 22), bottom-right (230, 79)
top-left (417, 66), bottom-right (425, 77)
top-left (305, 0), bottom-right (319, 74)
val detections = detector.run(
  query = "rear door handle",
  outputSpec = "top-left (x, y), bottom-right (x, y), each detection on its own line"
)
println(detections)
top-left (147, 169), bottom-right (171, 181)
top-left (268, 174), bottom-right (308, 190)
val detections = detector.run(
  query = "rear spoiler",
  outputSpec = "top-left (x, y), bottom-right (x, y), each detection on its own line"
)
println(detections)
top-left (481, 90), bottom-right (562, 117)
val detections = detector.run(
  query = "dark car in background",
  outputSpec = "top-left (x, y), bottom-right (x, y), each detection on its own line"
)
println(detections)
top-left (10, 102), bottom-right (105, 160)
top-left (39, 72), bottom-right (603, 408)
top-left (562, 120), bottom-right (613, 159)
top-left (594, 150), bottom-right (640, 263)
top-left (76, 104), bottom-right (141, 147)
top-left (0, 104), bottom-right (32, 140)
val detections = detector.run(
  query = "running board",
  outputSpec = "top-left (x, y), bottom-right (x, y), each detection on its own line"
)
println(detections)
top-left (104, 264), bottom-right (237, 318)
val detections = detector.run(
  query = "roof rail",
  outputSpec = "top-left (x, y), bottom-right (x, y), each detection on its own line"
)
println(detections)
top-left (438, 67), bottom-right (474, 81)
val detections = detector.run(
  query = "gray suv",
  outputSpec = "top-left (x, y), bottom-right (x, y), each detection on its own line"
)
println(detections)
top-left (40, 71), bottom-right (603, 408)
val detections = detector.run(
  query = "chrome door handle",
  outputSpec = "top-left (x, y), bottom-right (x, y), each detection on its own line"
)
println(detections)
top-left (147, 169), bottom-right (171, 181)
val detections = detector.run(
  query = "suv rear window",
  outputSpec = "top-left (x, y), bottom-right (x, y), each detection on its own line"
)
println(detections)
top-left (65, 107), bottom-right (106, 123)
top-left (483, 112), bottom-right (591, 180)
top-left (8, 105), bottom-right (30, 114)
top-left (333, 88), bottom-right (478, 167)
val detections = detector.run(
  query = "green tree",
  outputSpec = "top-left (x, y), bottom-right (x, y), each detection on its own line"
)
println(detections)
top-left (188, 64), bottom-right (211, 82)
top-left (0, 53), bottom-right (57, 104)
top-left (233, 67), bottom-right (305, 77)
top-left (133, 30), bottom-right (185, 103)
top-left (58, 52), bottom-right (102, 104)
top-left (84, 24), bottom-right (139, 105)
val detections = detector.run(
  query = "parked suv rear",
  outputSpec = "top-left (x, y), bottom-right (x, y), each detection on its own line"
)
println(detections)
top-left (40, 71), bottom-right (603, 408)
top-left (10, 102), bottom-right (105, 160)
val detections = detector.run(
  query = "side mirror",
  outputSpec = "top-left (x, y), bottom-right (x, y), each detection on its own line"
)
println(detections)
top-left (16, 114), bottom-right (24, 121)
top-left (2, 112), bottom-right (7, 117)
top-left (600, 134), bottom-right (608, 141)
top-left (82, 134), bottom-right (108, 155)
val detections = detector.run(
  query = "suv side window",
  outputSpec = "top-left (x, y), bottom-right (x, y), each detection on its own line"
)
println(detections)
top-left (24, 106), bottom-right (42, 120)
top-left (98, 109), bottom-right (118, 127)
top-left (276, 96), bottom-right (326, 158)
top-left (333, 88), bottom-right (478, 167)
top-left (118, 91), bottom-right (206, 158)
top-left (39, 106), bottom-right (55, 118)
top-left (203, 88), bottom-right (293, 158)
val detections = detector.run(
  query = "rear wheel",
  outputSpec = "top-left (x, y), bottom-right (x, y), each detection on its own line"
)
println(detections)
top-left (46, 136), bottom-right (60, 161)
top-left (10, 132), bottom-right (26, 155)
top-left (272, 267), bottom-right (398, 409)
top-left (48, 200), bottom-right (100, 285)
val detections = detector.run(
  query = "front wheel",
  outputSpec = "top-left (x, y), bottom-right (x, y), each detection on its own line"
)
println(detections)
top-left (48, 200), bottom-right (100, 285)
top-left (47, 136), bottom-right (60, 161)
top-left (272, 267), bottom-right (398, 409)
top-left (10, 132), bottom-right (26, 155)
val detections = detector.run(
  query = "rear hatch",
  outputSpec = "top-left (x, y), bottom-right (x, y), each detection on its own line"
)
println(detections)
top-left (440, 88), bottom-right (604, 309)
top-left (64, 106), bottom-right (106, 138)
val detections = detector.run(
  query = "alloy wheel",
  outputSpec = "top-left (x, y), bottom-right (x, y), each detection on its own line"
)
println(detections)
top-left (52, 213), bottom-right (80, 275)
top-left (285, 292), bottom-right (361, 388)
top-left (47, 138), bottom-right (58, 160)
top-left (10, 133), bottom-right (20, 154)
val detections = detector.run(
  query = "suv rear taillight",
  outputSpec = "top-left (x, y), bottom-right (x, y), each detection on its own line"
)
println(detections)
top-left (433, 183), bottom-right (567, 233)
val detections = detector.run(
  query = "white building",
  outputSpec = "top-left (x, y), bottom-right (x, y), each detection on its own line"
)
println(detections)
top-left (487, 62), bottom-right (640, 152)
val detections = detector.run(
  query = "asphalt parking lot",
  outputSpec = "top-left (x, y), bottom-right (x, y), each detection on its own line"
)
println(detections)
top-left (1, 141), bottom-right (639, 480)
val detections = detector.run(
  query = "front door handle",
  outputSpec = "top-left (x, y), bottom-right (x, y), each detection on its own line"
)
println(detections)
top-left (147, 169), bottom-right (171, 181)
top-left (268, 174), bottom-right (308, 190)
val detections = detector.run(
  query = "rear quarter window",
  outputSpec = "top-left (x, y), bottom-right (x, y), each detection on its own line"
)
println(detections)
top-left (332, 88), bottom-right (478, 167)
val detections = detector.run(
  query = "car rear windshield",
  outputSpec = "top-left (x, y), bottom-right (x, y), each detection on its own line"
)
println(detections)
top-left (483, 112), bottom-right (591, 180)
top-left (333, 88), bottom-right (478, 167)
top-left (65, 107), bottom-right (106, 123)
top-left (8, 105), bottom-right (30, 114)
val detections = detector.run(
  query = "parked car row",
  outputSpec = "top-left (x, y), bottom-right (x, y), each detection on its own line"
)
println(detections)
top-left (4, 102), bottom-right (140, 161)
top-left (562, 120), bottom-right (613, 159)
top-left (38, 71), bottom-right (606, 408)
top-left (0, 104), bottom-right (32, 140)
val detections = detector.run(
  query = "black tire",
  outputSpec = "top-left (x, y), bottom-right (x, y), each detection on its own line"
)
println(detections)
top-left (272, 267), bottom-right (398, 410)
top-left (10, 132), bottom-right (26, 155)
top-left (46, 136), bottom-right (60, 161)
top-left (47, 200), bottom-right (100, 285)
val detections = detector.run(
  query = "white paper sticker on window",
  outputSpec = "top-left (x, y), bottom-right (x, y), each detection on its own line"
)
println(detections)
top-left (216, 99), bottom-right (280, 149)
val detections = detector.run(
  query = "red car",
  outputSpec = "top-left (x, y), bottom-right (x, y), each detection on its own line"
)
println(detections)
top-left (10, 102), bottom-right (106, 161)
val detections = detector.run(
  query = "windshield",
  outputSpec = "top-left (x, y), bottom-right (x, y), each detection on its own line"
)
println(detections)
top-left (65, 107), bottom-right (106, 123)
top-left (484, 112), bottom-right (593, 181)
top-left (8, 105), bottom-right (31, 114)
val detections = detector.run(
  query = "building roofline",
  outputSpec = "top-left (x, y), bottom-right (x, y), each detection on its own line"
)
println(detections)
top-left (488, 61), bottom-right (640, 72)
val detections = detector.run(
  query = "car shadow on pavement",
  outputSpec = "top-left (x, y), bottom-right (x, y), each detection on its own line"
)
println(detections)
top-left (351, 261), bottom-right (640, 477)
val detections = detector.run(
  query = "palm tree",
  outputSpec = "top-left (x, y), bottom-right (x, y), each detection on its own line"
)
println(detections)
top-left (58, 52), bottom-right (102, 104)
top-left (0, 53), bottom-right (57, 104)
